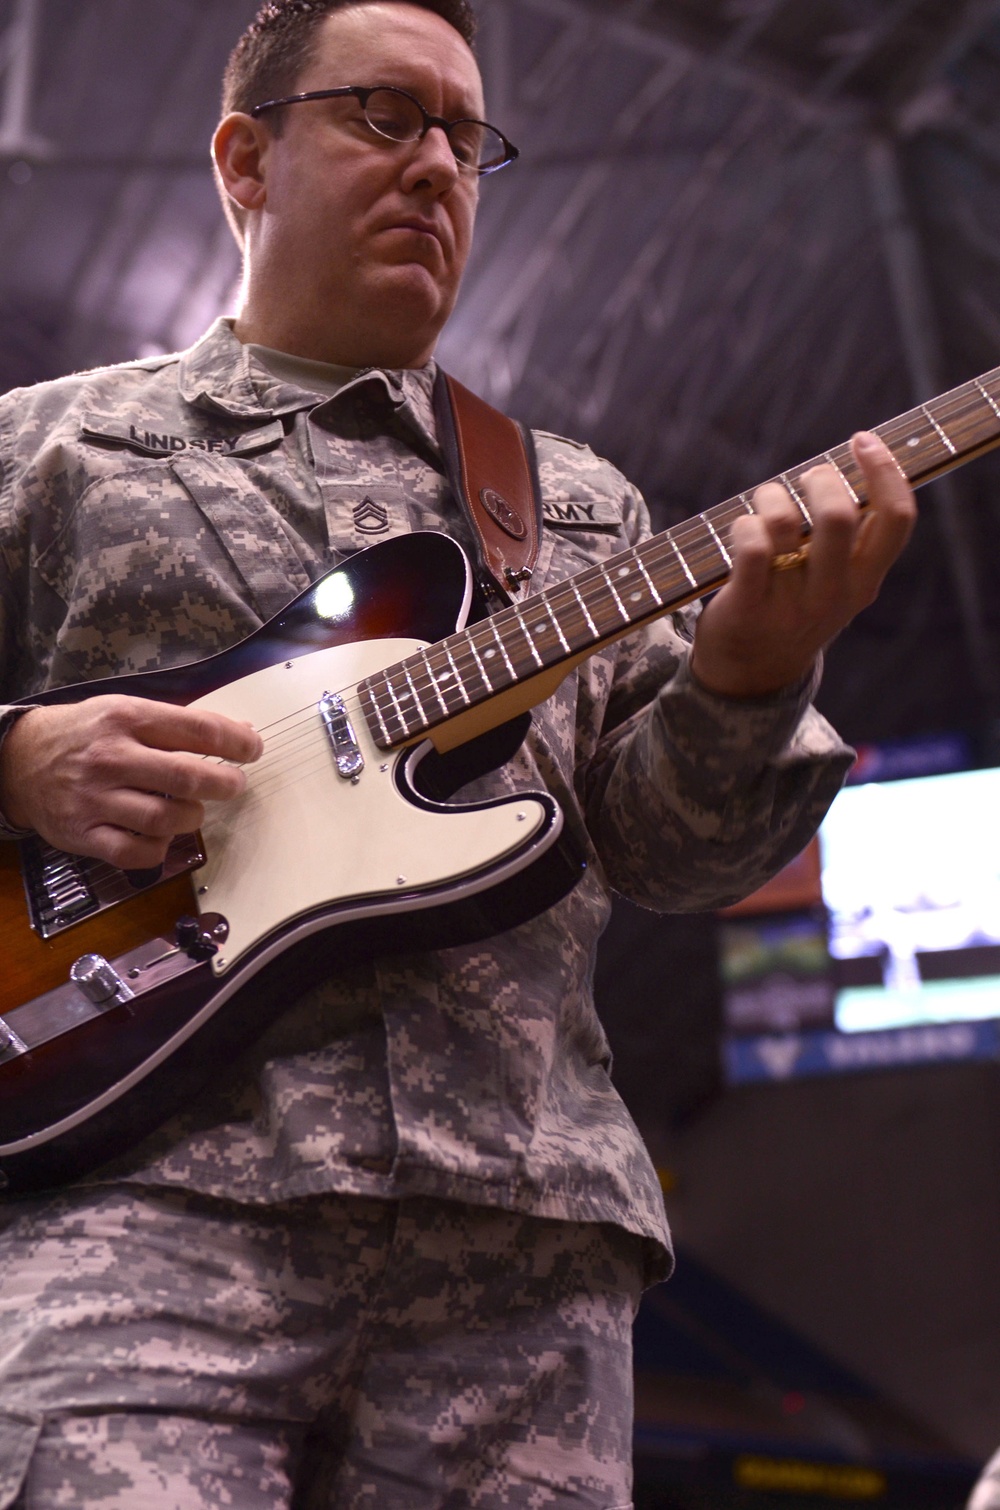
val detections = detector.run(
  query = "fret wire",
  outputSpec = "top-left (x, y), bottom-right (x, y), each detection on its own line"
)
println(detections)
top-left (601, 567), bottom-right (630, 624)
top-left (363, 684), bottom-right (392, 744)
top-left (668, 532), bottom-right (698, 588)
top-left (402, 665), bottom-right (430, 729)
top-left (465, 632), bottom-right (495, 692)
top-left (614, 558), bottom-right (657, 613)
top-left (540, 574), bottom-right (614, 647)
top-left (443, 645), bottom-right (471, 706)
top-left (383, 675), bottom-right (409, 737)
top-left (707, 500), bottom-right (752, 532)
top-left (486, 618), bottom-right (517, 681)
top-left (366, 367), bottom-right (1000, 749)
top-left (926, 385), bottom-right (985, 432)
top-left (542, 595), bottom-right (571, 653)
top-left (976, 378), bottom-right (1000, 424)
top-left (632, 548), bottom-right (663, 607)
top-left (556, 562), bottom-right (622, 633)
top-left (936, 389), bottom-right (993, 445)
top-left (825, 451), bottom-right (859, 503)
top-left (928, 386), bottom-right (1000, 448)
top-left (659, 536), bottom-right (732, 587)
top-left (419, 649), bottom-right (450, 717)
top-left (570, 581), bottom-right (599, 637)
top-left (659, 517), bottom-right (733, 558)
top-left (780, 472), bottom-right (813, 528)
top-left (699, 514), bottom-right (732, 569)
top-left (648, 546), bottom-right (705, 586)
top-left (511, 607), bottom-right (544, 669)
top-left (920, 403), bottom-right (956, 456)
top-left (672, 507), bottom-right (728, 547)
top-left (878, 412), bottom-right (954, 476)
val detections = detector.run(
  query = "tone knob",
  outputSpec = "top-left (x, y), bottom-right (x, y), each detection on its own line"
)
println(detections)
top-left (69, 954), bottom-right (132, 1006)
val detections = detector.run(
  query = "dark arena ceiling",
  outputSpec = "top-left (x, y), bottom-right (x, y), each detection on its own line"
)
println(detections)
top-left (4, 0), bottom-right (1000, 749)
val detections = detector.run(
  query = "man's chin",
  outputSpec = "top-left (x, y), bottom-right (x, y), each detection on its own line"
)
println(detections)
top-left (366, 265), bottom-right (454, 350)
top-left (348, 268), bottom-right (453, 368)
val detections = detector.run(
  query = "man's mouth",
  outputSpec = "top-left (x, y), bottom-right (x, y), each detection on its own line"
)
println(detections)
top-left (388, 218), bottom-right (443, 244)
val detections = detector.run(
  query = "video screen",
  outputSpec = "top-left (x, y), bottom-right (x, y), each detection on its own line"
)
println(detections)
top-left (819, 767), bottom-right (1000, 1032)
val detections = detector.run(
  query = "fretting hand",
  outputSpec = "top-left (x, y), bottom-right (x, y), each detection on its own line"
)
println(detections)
top-left (690, 431), bottom-right (916, 699)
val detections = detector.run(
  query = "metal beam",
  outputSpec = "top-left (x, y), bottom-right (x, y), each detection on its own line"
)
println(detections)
top-left (0, 0), bottom-right (53, 160)
top-left (866, 132), bottom-right (1000, 715)
top-left (462, 38), bottom-right (694, 401)
top-left (887, 0), bottom-right (1000, 110)
top-left (516, 0), bottom-right (866, 128)
top-left (812, 0), bottom-right (927, 103)
top-left (563, 93), bottom-right (784, 429)
top-left (461, 0), bottom-right (864, 404)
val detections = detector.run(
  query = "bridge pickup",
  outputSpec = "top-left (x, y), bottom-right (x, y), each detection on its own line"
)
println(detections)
top-left (319, 691), bottom-right (364, 779)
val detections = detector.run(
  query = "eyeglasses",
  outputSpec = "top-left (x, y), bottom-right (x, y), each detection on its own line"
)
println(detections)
top-left (250, 85), bottom-right (519, 176)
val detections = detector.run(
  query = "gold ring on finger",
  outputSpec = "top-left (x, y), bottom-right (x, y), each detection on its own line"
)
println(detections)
top-left (772, 546), bottom-right (809, 572)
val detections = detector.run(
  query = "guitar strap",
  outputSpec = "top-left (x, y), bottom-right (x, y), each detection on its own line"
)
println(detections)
top-left (433, 369), bottom-right (542, 599)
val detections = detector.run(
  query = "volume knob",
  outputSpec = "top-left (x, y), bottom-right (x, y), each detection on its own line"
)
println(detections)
top-left (69, 954), bottom-right (133, 1006)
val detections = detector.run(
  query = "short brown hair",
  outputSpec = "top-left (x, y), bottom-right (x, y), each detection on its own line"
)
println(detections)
top-left (222, 0), bottom-right (477, 120)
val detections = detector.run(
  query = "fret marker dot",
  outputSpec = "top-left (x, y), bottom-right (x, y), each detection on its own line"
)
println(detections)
top-left (484, 648), bottom-right (496, 659)
top-left (630, 591), bottom-right (642, 603)
top-left (618, 567), bottom-right (629, 579)
top-left (907, 436), bottom-right (919, 448)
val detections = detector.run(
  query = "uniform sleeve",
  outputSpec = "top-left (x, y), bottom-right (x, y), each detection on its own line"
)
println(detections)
top-left (576, 479), bottom-right (854, 912)
top-left (0, 400), bottom-right (40, 838)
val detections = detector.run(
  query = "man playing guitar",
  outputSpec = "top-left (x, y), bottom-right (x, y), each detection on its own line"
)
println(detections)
top-left (0, 1), bottom-right (914, 1504)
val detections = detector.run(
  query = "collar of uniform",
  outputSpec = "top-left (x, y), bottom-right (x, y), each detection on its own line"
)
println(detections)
top-left (177, 318), bottom-right (440, 454)
top-left (390, 362), bottom-right (439, 457)
top-left (297, 359), bottom-right (440, 459)
top-left (178, 319), bottom-right (281, 419)
top-left (176, 317), bottom-right (362, 419)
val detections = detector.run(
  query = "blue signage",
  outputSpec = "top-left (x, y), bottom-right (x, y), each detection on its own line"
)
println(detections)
top-left (724, 1019), bottom-right (1000, 1084)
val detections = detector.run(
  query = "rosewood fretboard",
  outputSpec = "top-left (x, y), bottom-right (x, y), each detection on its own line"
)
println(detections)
top-left (358, 366), bottom-right (1000, 750)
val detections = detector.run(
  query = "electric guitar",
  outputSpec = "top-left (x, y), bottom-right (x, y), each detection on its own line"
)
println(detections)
top-left (3, 366), bottom-right (1000, 1194)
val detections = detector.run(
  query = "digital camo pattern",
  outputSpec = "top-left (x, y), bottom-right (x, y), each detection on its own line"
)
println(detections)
top-left (969, 1449), bottom-right (1000, 1510)
top-left (0, 319), bottom-right (852, 1261)
top-left (0, 1184), bottom-right (642, 1508)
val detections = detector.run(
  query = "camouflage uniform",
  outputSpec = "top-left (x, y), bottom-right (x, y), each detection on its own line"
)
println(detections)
top-left (0, 319), bottom-right (852, 1505)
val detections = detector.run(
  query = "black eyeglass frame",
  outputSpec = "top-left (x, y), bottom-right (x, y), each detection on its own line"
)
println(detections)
top-left (249, 85), bottom-right (519, 176)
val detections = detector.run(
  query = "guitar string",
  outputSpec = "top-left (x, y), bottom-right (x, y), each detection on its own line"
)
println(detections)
top-left (27, 505), bottom-right (841, 905)
top-left (81, 384), bottom-right (953, 801)
top-left (46, 382), bottom-right (999, 899)
top-left (198, 381), bottom-right (999, 762)
top-left (56, 534), bottom-right (708, 902)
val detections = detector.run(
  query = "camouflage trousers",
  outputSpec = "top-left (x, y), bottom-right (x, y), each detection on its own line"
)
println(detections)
top-left (0, 1185), bottom-right (643, 1509)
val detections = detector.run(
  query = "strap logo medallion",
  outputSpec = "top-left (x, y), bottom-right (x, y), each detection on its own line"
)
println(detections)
top-left (479, 487), bottom-right (526, 541)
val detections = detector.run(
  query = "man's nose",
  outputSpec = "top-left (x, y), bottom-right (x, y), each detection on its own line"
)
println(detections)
top-left (402, 124), bottom-right (460, 193)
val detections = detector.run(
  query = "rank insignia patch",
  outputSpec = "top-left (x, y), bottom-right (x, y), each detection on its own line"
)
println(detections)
top-left (353, 497), bottom-right (390, 533)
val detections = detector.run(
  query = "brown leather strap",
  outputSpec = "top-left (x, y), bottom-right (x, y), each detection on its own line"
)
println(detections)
top-left (433, 369), bottom-right (542, 597)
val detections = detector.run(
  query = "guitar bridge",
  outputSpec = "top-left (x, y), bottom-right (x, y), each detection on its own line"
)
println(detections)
top-left (21, 832), bottom-right (206, 940)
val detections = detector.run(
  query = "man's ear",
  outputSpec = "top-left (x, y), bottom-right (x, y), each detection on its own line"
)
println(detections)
top-left (212, 113), bottom-right (270, 213)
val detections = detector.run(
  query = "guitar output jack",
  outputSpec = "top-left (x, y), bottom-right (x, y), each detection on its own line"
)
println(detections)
top-left (175, 914), bottom-right (229, 961)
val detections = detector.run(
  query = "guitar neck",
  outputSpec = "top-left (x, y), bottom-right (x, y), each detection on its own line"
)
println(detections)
top-left (359, 365), bottom-right (1000, 751)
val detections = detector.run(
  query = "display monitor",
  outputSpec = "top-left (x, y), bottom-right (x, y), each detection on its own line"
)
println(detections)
top-left (819, 766), bottom-right (1000, 1031)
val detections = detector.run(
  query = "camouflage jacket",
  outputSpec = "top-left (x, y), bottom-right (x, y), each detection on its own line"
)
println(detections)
top-left (0, 319), bottom-right (852, 1275)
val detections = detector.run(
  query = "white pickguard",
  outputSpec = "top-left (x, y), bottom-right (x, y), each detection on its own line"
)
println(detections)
top-left (189, 639), bottom-right (547, 974)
